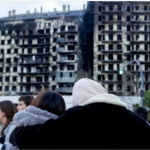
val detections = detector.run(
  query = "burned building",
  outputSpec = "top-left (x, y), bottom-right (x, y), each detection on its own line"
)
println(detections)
top-left (0, 5), bottom-right (89, 95)
top-left (92, 1), bottom-right (150, 96)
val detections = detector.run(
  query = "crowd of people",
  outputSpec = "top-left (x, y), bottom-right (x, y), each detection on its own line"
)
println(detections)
top-left (0, 78), bottom-right (149, 149)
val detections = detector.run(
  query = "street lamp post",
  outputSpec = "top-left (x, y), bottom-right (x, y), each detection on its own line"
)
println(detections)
top-left (119, 60), bottom-right (145, 106)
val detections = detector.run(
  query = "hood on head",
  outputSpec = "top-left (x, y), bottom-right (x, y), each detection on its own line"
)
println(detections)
top-left (72, 78), bottom-right (108, 106)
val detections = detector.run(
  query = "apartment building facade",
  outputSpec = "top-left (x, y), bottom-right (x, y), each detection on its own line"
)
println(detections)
top-left (92, 1), bottom-right (150, 96)
top-left (0, 6), bottom-right (87, 95)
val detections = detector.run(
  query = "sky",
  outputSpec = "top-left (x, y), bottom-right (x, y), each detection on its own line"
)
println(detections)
top-left (0, 1), bottom-right (87, 18)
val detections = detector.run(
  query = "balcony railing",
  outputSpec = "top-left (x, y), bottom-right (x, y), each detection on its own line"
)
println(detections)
top-left (55, 87), bottom-right (73, 93)
top-left (55, 77), bottom-right (76, 82)
top-left (56, 48), bottom-right (76, 53)
top-left (56, 38), bottom-right (77, 43)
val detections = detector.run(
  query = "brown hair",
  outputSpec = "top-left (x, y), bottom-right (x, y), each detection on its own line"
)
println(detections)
top-left (31, 90), bottom-right (66, 116)
top-left (0, 101), bottom-right (16, 137)
top-left (18, 95), bottom-right (34, 106)
top-left (147, 111), bottom-right (150, 123)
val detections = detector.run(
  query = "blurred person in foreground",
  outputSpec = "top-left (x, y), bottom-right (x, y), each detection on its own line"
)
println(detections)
top-left (10, 78), bottom-right (150, 149)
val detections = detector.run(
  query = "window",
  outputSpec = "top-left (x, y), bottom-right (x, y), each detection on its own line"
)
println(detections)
top-left (53, 28), bottom-right (57, 33)
top-left (117, 25), bottom-right (122, 30)
top-left (12, 86), bottom-right (16, 91)
top-left (98, 6), bottom-right (101, 11)
top-left (98, 45), bottom-right (105, 51)
top-left (15, 39), bottom-right (19, 44)
top-left (53, 38), bottom-right (57, 42)
top-left (61, 25), bottom-right (65, 31)
top-left (117, 54), bottom-right (122, 60)
top-left (5, 86), bottom-right (9, 91)
top-left (108, 85), bottom-right (113, 91)
top-left (102, 6), bottom-right (105, 11)
top-left (117, 5), bottom-right (122, 11)
top-left (6, 67), bottom-right (10, 72)
top-left (109, 34), bottom-right (113, 40)
top-left (46, 29), bottom-right (50, 34)
top-left (109, 25), bottom-right (113, 30)
top-left (0, 77), bottom-right (2, 82)
top-left (117, 44), bottom-right (122, 50)
top-left (1, 40), bottom-right (5, 45)
top-left (108, 74), bottom-right (113, 81)
top-left (145, 25), bottom-right (148, 31)
top-left (127, 6), bottom-right (130, 12)
top-left (117, 15), bottom-right (122, 21)
top-left (98, 25), bottom-right (105, 31)
top-left (13, 77), bottom-right (17, 82)
top-left (14, 49), bottom-right (18, 53)
top-left (1, 49), bottom-right (4, 54)
top-left (144, 15), bottom-right (148, 21)
top-left (109, 65), bottom-right (113, 71)
top-left (127, 35), bottom-right (130, 41)
top-left (13, 67), bottom-right (17, 72)
top-left (109, 44), bottom-right (113, 50)
top-left (117, 35), bottom-right (122, 40)
top-left (7, 49), bottom-right (11, 54)
top-left (53, 57), bottom-right (56, 61)
top-left (98, 55), bottom-right (101, 60)
top-left (69, 72), bottom-right (73, 77)
top-left (127, 25), bottom-right (130, 31)
top-left (109, 15), bottom-right (113, 21)
top-left (28, 49), bottom-right (32, 53)
top-left (109, 5), bottom-right (113, 11)
top-left (68, 26), bottom-right (75, 31)
top-left (8, 40), bottom-right (11, 44)
top-left (108, 54), bottom-right (113, 60)
top-left (6, 58), bottom-right (11, 63)
top-left (0, 86), bottom-right (2, 91)
top-left (127, 16), bottom-right (130, 21)
top-left (98, 65), bottom-right (101, 71)
top-left (144, 6), bottom-right (147, 11)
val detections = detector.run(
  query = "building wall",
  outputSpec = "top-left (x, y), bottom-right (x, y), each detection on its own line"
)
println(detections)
top-left (93, 1), bottom-right (150, 96)
top-left (0, 13), bottom-right (83, 95)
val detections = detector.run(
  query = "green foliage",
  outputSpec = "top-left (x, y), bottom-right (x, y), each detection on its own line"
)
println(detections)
top-left (144, 91), bottom-right (150, 109)
top-left (133, 103), bottom-right (139, 108)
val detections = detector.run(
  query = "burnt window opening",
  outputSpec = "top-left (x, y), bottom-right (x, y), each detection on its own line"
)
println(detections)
top-left (127, 35), bottom-right (130, 41)
top-left (28, 49), bottom-right (32, 53)
top-left (68, 35), bottom-right (75, 40)
top-left (60, 72), bottom-right (63, 77)
top-left (98, 55), bottom-right (101, 60)
top-left (144, 15), bottom-right (148, 21)
top-left (117, 85), bottom-right (122, 91)
top-left (127, 86), bottom-right (131, 92)
top-left (54, 28), bottom-right (57, 33)
top-left (127, 45), bottom-right (130, 51)
top-left (6, 58), bottom-right (11, 63)
top-left (117, 44), bottom-right (122, 50)
top-left (98, 6), bottom-right (101, 11)
top-left (117, 5), bottom-right (122, 11)
top-left (15, 39), bottom-right (19, 44)
top-left (68, 55), bottom-right (74, 60)
top-left (145, 45), bottom-right (148, 51)
top-left (127, 25), bottom-right (130, 31)
top-left (127, 6), bottom-right (130, 12)
top-left (0, 68), bottom-right (3, 72)
top-left (145, 35), bottom-right (148, 41)
top-left (98, 65), bottom-right (101, 71)
top-left (145, 25), bottom-right (148, 31)
top-left (8, 40), bottom-right (11, 45)
top-left (29, 30), bottom-right (33, 35)
top-left (14, 49), bottom-right (18, 53)
top-left (98, 16), bottom-right (101, 21)
top-left (117, 54), bottom-right (122, 60)
top-left (117, 75), bottom-right (122, 81)
top-left (108, 74), bottom-right (113, 81)
top-left (37, 39), bottom-right (44, 44)
top-left (117, 15), bottom-right (122, 21)
top-left (127, 55), bottom-right (131, 61)
top-left (108, 54), bottom-right (113, 60)
top-left (53, 47), bottom-right (56, 52)
top-left (109, 34), bottom-right (113, 40)
top-left (6, 67), bottom-right (10, 72)
top-left (7, 49), bottom-right (11, 54)
top-left (109, 5), bottom-right (113, 11)
top-left (46, 38), bottom-right (50, 43)
top-left (98, 25), bottom-right (105, 31)
top-left (38, 30), bottom-right (44, 34)
top-left (1, 49), bottom-right (4, 54)
top-left (12, 86), bottom-right (16, 91)
top-left (13, 67), bottom-right (17, 72)
top-left (0, 77), bottom-right (2, 82)
top-left (117, 25), bottom-right (122, 30)
top-left (108, 84), bottom-right (113, 91)
top-left (1, 31), bottom-right (5, 36)
top-left (98, 75), bottom-right (101, 81)
top-left (144, 6), bottom-right (147, 11)
top-left (98, 45), bottom-right (105, 51)
top-left (68, 45), bottom-right (75, 50)
top-left (46, 29), bottom-right (50, 34)
top-left (117, 35), bottom-right (122, 40)
top-left (45, 47), bottom-right (49, 53)
top-left (53, 57), bottom-right (56, 61)
top-left (5, 77), bottom-right (9, 82)
top-left (109, 44), bottom-right (113, 50)
top-left (61, 25), bottom-right (65, 31)
top-left (127, 16), bottom-right (130, 21)
top-left (67, 65), bottom-right (74, 70)
top-left (13, 77), bottom-right (17, 82)
top-left (109, 15), bottom-right (113, 21)
top-left (60, 65), bottom-right (65, 70)
top-left (109, 25), bottom-right (113, 30)
top-left (60, 35), bottom-right (65, 38)
top-left (69, 72), bottom-right (73, 77)
top-left (5, 86), bottom-right (9, 92)
top-left (109, 64), bottom-right (113, 70)
top-left (52, 66), bottom-right (57, 71)
top-left (68, 26), bottom-right (75, 31)
top-left (53, 38), bottom-right (57, 42)
top-left (135, 6), bottom-right (139, 10)
top-left (1, 40), bottom-right (5, 45)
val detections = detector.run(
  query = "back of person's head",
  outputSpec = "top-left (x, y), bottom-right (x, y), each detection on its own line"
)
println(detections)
top-left (18, 95), bottom-right (34, 106)
top-left (147, 111), bottom-right (150, 123)
top-left (31, 90), bottom-right (66, 116)
top-left (134, 107), bottom-right (148, 121)
top-left (0, 100), bottom-right (16, 137)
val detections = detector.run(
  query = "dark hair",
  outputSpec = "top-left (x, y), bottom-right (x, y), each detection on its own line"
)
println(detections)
top-left (18, 95), bottom-right (34, 106)
top-left (0, 101), bottom-right (16, 137)
top-left (31, 90), bottom-right (66, 116)
top-left (134, 107), bottom-right (148, 121)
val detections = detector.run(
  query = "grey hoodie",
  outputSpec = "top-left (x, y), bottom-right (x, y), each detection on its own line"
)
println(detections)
top-left (13, 106), bottom-right (58, 127)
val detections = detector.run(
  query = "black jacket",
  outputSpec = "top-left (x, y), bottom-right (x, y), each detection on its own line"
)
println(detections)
top-left (10, 103), bottom-right (150, 149)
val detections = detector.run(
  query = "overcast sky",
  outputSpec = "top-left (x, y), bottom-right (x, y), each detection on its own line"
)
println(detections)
top-left (0, 1), bottom-right (87, 18)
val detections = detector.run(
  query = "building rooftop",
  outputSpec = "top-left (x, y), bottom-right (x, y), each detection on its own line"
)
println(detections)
top-left (0, 10), bottom-right (86, 22)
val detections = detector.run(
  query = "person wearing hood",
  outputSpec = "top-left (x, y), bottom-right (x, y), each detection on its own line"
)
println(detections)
top-left (10, 78), bottom-right (150, 149)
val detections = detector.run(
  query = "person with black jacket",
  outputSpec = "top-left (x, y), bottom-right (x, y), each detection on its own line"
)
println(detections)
top-left (9, 78), bottom-right (150, 149)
